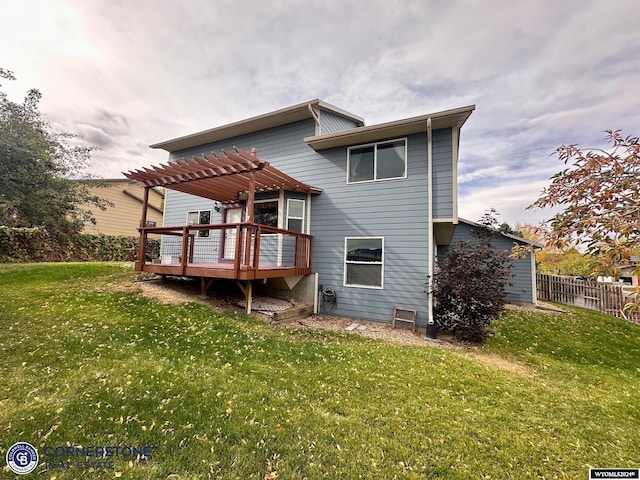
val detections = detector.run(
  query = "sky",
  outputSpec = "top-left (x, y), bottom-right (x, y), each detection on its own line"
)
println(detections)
top-left (1, 0), bottom-right (639, 228)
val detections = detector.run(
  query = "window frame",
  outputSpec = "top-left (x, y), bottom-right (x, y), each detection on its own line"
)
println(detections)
top-left (347, 137), bottom-right (407, 184)
top-left (186, 209), bottom-right (211, 238)
top-left (343, 236), bottom-right (384, 289)
top-left (286, 198), bottom-right (305, 233)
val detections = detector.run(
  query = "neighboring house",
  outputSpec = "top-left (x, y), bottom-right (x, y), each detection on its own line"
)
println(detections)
top-left (125, 99), bottom-right (537, 331)
top-left (439, 219), bottom-right (540, 305)
top-left (617, 256), bottom-right (639, 287)
top-left (80, 179), bottom-right (164, 236)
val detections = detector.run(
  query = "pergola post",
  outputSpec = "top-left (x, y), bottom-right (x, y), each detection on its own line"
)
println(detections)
top-left (137, 186), bottom-right (150, 270)
top-left (243, 169), bottom-right (256, 268)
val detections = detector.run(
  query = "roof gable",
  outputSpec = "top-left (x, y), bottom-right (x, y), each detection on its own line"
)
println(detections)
top-left (150, 99), bottom-right (364, 153)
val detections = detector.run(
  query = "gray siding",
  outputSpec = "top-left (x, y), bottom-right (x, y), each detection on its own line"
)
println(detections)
top-left (161, 191), bottom-right (222, 262)
top-left (319, 109), bottom-right (362, 135)
top-left (170, 119), bottom-right (318, 178)
top-left (432, 128), bottom-right (454, 219)
top-left (162, 117), bottom-right (458, 325)
top-left (310, 132), bottom-right (434, 326)
top-left (163, 191), bottom-right (221, 226)
top-left (440, 221), bottom-right (536, 304)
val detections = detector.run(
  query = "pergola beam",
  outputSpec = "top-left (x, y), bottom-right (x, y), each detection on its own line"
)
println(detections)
top-left (123, 146), bottom-right (320, 203)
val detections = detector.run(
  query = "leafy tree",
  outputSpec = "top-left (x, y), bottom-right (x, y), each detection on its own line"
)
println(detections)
top-left (530, 130), bottom-right (640, 275)
top-left (516, 223), bottom-right (611, 278)
top-left (478, 208), bottom-right (522, 237)
top-left (0, 69), bottom-right (105, 234)
top-left (556, 248), bottom-right (594, 277)
top-left (429, 217), bottom-right (512, 343)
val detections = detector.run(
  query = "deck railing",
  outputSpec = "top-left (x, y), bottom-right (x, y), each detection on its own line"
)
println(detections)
top-left (136, 223), bottom-right (312, 279)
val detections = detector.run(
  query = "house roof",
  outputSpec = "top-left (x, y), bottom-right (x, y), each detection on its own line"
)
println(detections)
top-left (304, 105), bottom-right (476, 150)
top-left (150, 99), bottom-right (364, 153)
top-left (123, 146), bottom-right (320, 203)
top-left (458, 218), bottom-right (544, 248)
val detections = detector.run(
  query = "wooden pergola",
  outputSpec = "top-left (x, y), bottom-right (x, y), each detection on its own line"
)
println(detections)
top-left (125, 145), bottom-right (319, 211)
top-left (123, 146), bottom-right (319, 312)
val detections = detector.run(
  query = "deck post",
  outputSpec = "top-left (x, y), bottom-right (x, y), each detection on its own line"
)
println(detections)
top-left (246, 281), bottom-right (253, 313)
top-left (181, 226), bottom-right (189, 275)
top-left (137, 186), bottom-right (150, 271)
top-left (236, 280), bottom-right (253, 314)
top-left (201, 278), bottom-right (215, 296)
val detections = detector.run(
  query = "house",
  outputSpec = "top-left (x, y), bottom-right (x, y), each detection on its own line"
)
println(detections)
top-left (618, 256), bottom-right (639, 287)
top-left (124, 99), bottom-right (537, 331)
top-left (79, 179), bottom-right (164, 236)
top-left (440, 219), bottom-right (540, 305)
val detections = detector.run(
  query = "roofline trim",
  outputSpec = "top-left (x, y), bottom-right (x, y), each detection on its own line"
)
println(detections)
top-left (304, 105), bottom-right (475, 150)
top-left (458, 217), bottom-right (544, 248)
top-left (150, 99), bottom-right (364, 152)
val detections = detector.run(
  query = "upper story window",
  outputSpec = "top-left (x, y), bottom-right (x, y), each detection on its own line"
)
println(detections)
top-left (286, 199), bottom-right (305, 233)
top-left (347, 138), bottom-right (407, 183)
top-left (187, 210), bottom-right (211, 237)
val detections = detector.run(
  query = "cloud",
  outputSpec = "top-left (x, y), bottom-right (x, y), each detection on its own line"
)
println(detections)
top-left (0, 0), bottom-right (638, 223)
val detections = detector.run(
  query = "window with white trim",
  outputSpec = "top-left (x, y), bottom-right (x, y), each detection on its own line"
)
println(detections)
top-left (344, 237), bottom-right (384, 288)
top-left (347, 138), bottom-right (407, 183)
top-left (286, 199), bottom-right (305, 233)
top-left (187, 210), bottom-right (211, 237)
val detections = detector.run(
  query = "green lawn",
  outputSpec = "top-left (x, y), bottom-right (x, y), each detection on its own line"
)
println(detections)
top-left (1, 263), bottom-right (639, 479)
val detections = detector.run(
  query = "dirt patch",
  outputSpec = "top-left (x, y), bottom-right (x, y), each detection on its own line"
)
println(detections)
top-left (506, 301), bottom-right (566, 314)
top-left (108, 277), bottom-right (236, 312)
top-left (115, 280), bottom-right (198, 304)
top-left (463, 352), bottom-right (536, 378)
top-left (284, 314), bottom-right (453, 348)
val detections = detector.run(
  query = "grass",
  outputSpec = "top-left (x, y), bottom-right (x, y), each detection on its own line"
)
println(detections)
top-left (1, 262), bottom-right (639, 479)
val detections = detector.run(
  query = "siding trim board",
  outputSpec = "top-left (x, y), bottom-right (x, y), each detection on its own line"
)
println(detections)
top-left (452, 126), bottom-right (459, 222)
top-left (427, 118), bottom-right (435, 326)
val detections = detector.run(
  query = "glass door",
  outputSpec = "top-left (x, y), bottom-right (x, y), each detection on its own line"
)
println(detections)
top-left (222, 207), bottom-right (243, 260)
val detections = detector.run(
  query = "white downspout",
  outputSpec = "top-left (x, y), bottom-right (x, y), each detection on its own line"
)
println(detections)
top-left (427, 117), bottom-right (435, 328)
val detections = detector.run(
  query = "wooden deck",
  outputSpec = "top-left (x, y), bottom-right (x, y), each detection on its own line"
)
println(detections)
top-left (136, 223), bottom-right (313, 281)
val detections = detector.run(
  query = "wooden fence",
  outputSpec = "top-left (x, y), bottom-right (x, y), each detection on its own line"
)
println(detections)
top-left (536, 273), bottom-right (640, 324)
